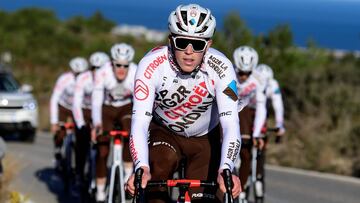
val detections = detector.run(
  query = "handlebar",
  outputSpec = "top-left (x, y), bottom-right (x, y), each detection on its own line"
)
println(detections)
top-left (60, 122), bottom-right (74, 130)
top-left (147, 179), bottom-right (217, 188)
top-left (222, 169), bottom-right (234, 203)
top-left (133, 168), bottom-right (145, 203)
top-left (109, 130), bottom-right (129, 137)
top-left (266, 127), bottom-right (280, 132)
top-left (260, 127), bottom-right (282, 143)
top-left (132, 168), bottom-right (234, 203)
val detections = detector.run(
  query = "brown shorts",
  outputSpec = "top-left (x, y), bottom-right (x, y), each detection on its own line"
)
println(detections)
top-left (147, 121), bottom-right (221, 202)
top-left (102, 103), bottom-right (132, 132)
top-left (238, 106), bottom-right (255, 138)
top-left (82, 108), bottom-right (92, 126)
top-left (58, 105), bottom-right (73, 123)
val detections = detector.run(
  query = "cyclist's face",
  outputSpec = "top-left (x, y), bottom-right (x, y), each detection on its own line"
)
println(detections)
top-left (172, 36), bottom-right (212, 73)
top-left (112, 60), bottom-right (129, 80)
top-left (237, 71), bottom-right (251, 82)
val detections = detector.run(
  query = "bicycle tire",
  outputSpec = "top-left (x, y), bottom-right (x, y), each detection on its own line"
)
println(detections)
top-left (63, 133), bottom-right (75, 192)
top-left (112, 166), bottom-right (122, 203)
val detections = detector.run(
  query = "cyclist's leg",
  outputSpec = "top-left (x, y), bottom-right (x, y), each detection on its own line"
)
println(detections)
top-left (255, 135), bottom-right (268, 199)
top-left (74, 109), bottom-right (91, 181)
top-left (117, 103), bottom-right (133, 182)
top-left (95, 105), bottom-right (115, 201)
top-left (182, 125), bottom-right (222, 203)
top-left (147, 121), bottom-right (182, 203)
top-left (54, 105), bottom-right (72, 170)
top-left (238, 107), bottom-right (254, 194)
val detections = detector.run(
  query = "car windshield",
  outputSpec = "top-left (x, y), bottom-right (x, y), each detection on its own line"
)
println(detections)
top-left (0, 73), bottom-right (19, 92)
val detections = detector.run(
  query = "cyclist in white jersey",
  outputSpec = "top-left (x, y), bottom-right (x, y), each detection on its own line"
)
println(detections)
top-left (233, 46), bottom-right (267, 202)
top-left (254, 64), bottom-right (285, 135)
top-left (50, 57), bottom-right (88, 170)
top-left (91, 43), bottom-right (137, 202)
top-left (250, 64), bottom-right (285, 201)
top-left (126, 4), bottom-right (241, 202)
top-left (72, 52), bottom-right (110, 186)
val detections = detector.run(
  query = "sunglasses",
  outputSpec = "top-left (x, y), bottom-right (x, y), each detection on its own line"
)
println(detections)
top-left (113, 63), bottom-right (129, 68)
top-left (172, 36), bottom-right (209, 52)
top-left (238, 70), bottom-right (252, 76)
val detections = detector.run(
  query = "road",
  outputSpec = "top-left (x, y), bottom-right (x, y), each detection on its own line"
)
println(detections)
top-left (3, 131), bottom-right (360, 203)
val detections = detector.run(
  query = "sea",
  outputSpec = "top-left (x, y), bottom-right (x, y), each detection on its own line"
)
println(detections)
top-left (0, 0), bottom-right (359, 51)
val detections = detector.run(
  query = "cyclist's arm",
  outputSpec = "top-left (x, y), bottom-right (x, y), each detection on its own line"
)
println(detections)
top-left (130, 58), bottom-right (158, 171)
top-left (72, 73), bottom-right (87, 128)
top-left (50, 74), bottom-right (68, 124)
top-left (270, 80), bottom-right (284, 128)
top-left (92, 69), bottom-right (106, 126)
top-left (214, 60), bottom-right (241, 171)
top-left (252, 86), bottom-right (267, 138)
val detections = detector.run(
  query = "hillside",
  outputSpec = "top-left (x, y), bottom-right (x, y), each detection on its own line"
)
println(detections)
top-left (1, 8), bottom-right (359, 178)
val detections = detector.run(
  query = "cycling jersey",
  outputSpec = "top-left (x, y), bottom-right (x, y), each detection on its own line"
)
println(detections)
top-left (73, 70), bottom-right (94, 128)
top-left (265, 78), bottom-right (284, 128)
top-left (91, 62), bottom-right (137, 126)
top-left (236, 74), bottom-right (267, 138)
top-left (50, 71), bottom-right (75, 124)
top-left (130, 46), bottom-right (241, 171)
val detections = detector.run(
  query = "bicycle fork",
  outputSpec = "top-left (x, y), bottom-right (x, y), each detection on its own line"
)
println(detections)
top-left (108, 140), bottom-right (126, 203)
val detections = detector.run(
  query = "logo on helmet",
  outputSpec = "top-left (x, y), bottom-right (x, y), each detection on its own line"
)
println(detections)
top-left (189, 19), bottom-right (196, 25)
top-left (190, 9), bottom-right (197, 17)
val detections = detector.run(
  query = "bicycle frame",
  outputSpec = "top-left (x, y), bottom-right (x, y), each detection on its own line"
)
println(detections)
top-left (107, 130), bottom-right (128, 203)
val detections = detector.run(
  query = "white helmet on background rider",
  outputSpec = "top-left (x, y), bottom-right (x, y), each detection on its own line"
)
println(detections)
top-left (110, 43), bottom-right (135, 63)
top-left (168, 4), bottom-right (216, 38)
top-left (69, 57), bottom-right (88, 73)
top-left (255, 64), bottom-right (274, 81)
top-left (89, 52), bottom-right (110, 68)
top-left (233, 46), bottom-right (259, 73)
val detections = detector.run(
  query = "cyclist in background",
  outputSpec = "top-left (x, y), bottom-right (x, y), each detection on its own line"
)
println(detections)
top-left (50, 57), bottom-right (88, 171)
top-left (254, 64), bottom-right (285, 136)
top-left (251, 63), bottom-right (285, 201)
top-left (72, 52), bottom-right (110, 188)
top-left (233, 46), bottom-right (267, 202)
top-left (126, 4), bottom-right (241, 202)
top-left (91, 43), bottom-right (137, 202)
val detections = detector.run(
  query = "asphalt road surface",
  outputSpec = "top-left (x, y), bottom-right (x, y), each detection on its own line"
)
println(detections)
top-left (3, 131), bottom-right (360, 203)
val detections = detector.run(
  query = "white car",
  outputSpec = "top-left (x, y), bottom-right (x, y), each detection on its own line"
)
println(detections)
top-left (0, 65), bottom-right (38, 142)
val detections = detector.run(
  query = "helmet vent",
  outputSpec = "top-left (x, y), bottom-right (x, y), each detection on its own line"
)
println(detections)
top-left (181, 11), bottom-right (188, 26)
top-left (176, 22), bottom-right (187, 32)
top-left (196, 26), bottom-right (208, 34)
top-left (197, 13), bottom-right (207, 26)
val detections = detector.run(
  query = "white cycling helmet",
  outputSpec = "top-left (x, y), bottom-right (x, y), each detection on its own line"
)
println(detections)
top-left (233, 46), bottom-right (259, 72)
top-left (168, 4), bottom-right (216, 38)
top-left (110, 43), bottom-right (135, 62)
top-left (89, 52), bottom-right (110, 68)
top-left (255, 64), bottom-right (274, 81)
top-left (69, 57), bottom-right (88, 73)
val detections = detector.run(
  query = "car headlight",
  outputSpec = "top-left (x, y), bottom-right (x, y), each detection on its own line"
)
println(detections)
top-left (23, 100), bottom-right (37, 110)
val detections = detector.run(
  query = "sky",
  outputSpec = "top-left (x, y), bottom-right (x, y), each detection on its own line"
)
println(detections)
top-left (0, 0), bottom-right (359, 50)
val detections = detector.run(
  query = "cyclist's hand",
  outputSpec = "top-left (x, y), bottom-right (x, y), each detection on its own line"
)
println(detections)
top-left (277, 126), bottom-right (286, 136)
top-left (91, 125), bottom-right (102, 143)
top-left (217, 170), bottom-right (241, 198)
top-left (126, 166), bottom-right (151, 196)
top-left (253, 138), bottom-right (265, 150)
top-left (51, 124), bottom-right (59, 134)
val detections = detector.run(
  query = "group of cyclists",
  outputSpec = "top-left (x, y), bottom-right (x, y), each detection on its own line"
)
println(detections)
top-left (50, 3), bottom-right (285, 203)
top-left (50, 43), bottom-right (137, 201)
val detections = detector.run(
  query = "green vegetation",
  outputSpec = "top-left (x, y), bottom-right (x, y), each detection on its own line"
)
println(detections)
top-left (0, 8), bottom-right (359, 178)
